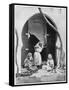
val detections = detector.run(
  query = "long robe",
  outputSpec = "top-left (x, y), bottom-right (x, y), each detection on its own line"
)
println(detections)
top-left (34, 52), bottom-right (42, 66)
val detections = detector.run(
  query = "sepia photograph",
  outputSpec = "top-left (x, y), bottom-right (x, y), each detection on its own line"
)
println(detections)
top-left (13, 4), bottom-right (67, 85)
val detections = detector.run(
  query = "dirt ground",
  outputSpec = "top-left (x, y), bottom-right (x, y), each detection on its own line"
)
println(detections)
top-left (16, 68), bottom-right (66, 85)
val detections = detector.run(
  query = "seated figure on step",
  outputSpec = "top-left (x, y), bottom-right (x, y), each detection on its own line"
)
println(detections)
top-left (24, 52), bottom-right (37, 71)
top-left (42, 54), bottom-right (54, 71)
top-left (24, 52), bottom-right (33, 68)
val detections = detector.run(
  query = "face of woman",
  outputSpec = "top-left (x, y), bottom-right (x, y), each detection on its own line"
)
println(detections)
top-left (35, 42), bottom-right (43, 52)
top-left (35, 46), bottom-right (42, 53)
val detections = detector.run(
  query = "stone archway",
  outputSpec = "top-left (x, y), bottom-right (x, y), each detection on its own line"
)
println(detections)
top-left (21, 13), bottom-right (58, 68)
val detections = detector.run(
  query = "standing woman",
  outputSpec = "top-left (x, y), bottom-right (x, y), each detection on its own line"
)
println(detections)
top-left (34, 42), bottom-right (43, 68)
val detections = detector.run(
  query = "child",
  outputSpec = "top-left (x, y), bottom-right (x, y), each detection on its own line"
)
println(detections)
top-left (24, 53), bottom-right (33, 68)
top-left (46, 54), bottom-right (54, 71)
top-left (24, 52), bottom-right (37, 71)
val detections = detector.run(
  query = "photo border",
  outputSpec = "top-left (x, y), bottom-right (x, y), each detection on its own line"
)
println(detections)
top-left (9, 3), bottom-right (68, 86)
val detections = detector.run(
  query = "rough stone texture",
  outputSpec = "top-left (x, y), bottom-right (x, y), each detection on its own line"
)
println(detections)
top-left (16, 68), bottom-right (66, 85)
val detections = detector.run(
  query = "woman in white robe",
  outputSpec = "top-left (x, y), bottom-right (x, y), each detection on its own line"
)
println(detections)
top-left (34, 42), bottom-right (43, 66)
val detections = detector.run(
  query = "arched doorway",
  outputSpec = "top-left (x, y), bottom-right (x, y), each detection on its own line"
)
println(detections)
top-left (21, 13), bottom-right (57, 68)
